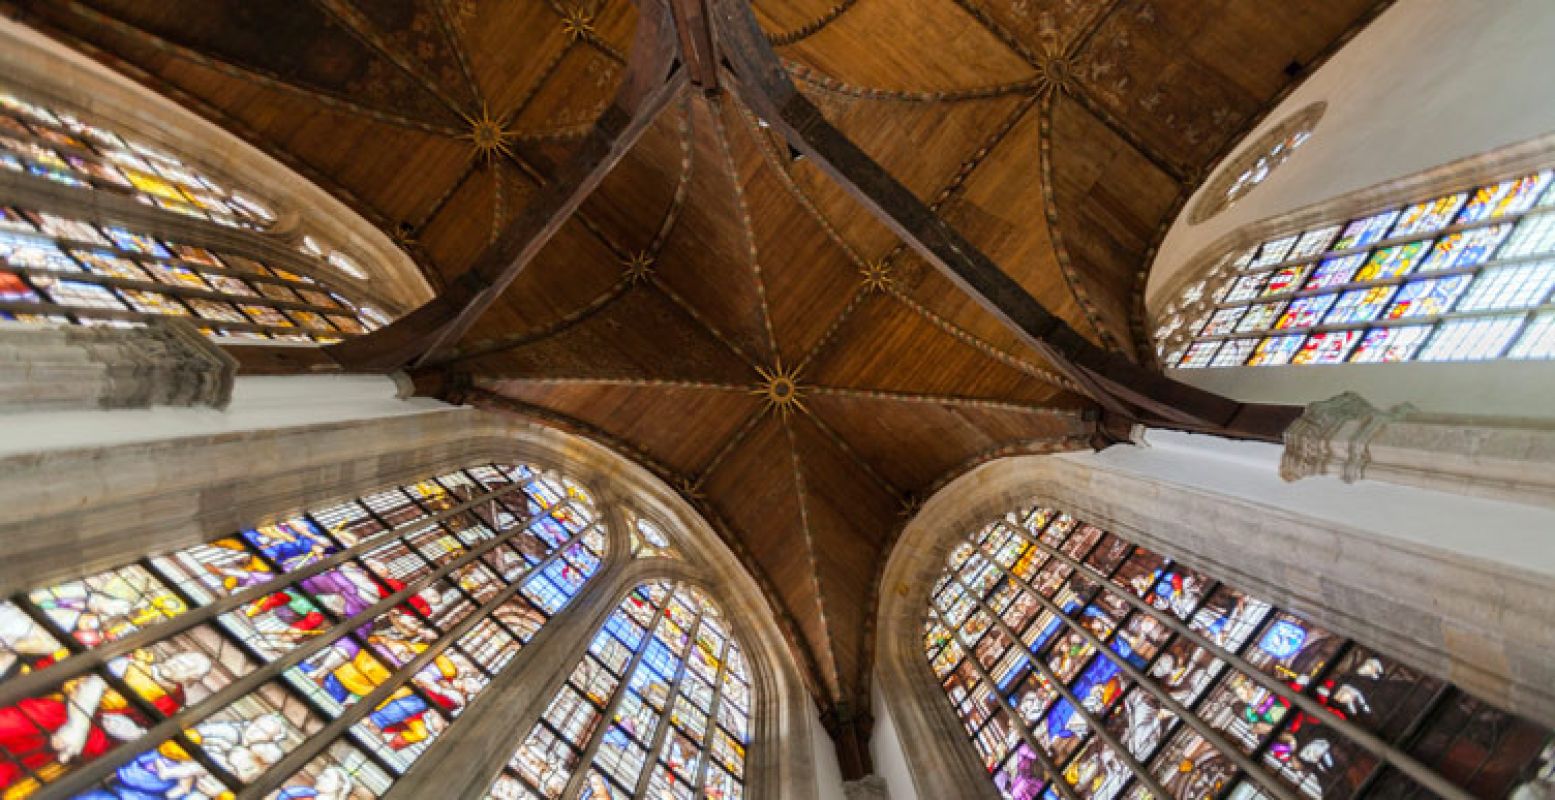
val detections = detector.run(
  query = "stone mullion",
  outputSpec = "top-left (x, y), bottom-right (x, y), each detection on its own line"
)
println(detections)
top-left (560, 581), bottom-right (681, 799)
top-left (689, 634), bottom-right (730, 796)
top-left (930, 603), bottom-right (1079, 800)
top-left (1004, 522), bottom-right (1478, 800)
top-left (632, 604), bottom-right (706, 797)
top-left (382, 558), bottom-right (655, 800)
top-left (0, 477), bottom-right (537, 711)
top-left (979, 526), bottom-right (1301, 800)
top-left (34, 488), bottom-right (570, 800)
top-left (236, 516), bottom-right (598, 800)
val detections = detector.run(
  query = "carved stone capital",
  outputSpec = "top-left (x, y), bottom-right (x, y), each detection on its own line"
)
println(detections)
top-left (1280, 391), bottom-right (1416, 483)
top-left (0, 319), bottom-right (236, 413)
top-left (1282, 390), bottom-right (1555, 509)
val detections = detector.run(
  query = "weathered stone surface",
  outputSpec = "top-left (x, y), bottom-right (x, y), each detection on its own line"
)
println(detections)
top-left (0, 319), bottom-right (236, 413)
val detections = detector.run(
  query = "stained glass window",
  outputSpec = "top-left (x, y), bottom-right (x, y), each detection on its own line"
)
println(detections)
top-left (488, 582), bottom-right (751, 799)
top-left (1160, 167), bottom-right (1555, 367)
top-left (926, 506), bottom-right (1554, 800)
top-left (1189, 103), bottom-right (1326, 224)
top-left (0, 462), bottom-right (605, 798)
top-left (0, 84), bottom-right (387, 339)
top-left (629, 516), bottom-right (681, 561)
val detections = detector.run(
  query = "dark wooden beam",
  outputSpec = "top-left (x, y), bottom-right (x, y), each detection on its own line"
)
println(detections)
top-left (669, 0), bottom-right (721, 91)
top-left (710, 0), bottom-right (1301, 442)
top-left (324, 4), bottom-right (684, 371)
top-left (220, 343), bottom-right (341, 376)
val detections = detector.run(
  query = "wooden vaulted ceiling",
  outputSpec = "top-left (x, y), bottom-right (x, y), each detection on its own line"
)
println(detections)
top-left (11, 0), bottom-right (1390, 768)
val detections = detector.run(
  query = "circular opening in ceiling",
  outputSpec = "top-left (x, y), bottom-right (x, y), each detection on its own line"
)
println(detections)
top-left (1188, 101), bottom-right (1327, 225)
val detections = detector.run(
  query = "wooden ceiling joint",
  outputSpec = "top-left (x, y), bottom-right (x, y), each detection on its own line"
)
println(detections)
top-left (324, 2), bottom-right (685, 371)
top-left (710, 0), bottom-right (1301, 443)
top-left (669, 0), bottom-right (721, 92)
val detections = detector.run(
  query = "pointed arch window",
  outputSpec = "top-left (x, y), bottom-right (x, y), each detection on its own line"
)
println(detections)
top-left (925, 506), bottom-right (1554, 800)
top-left (0, 83), bottom-right (391, 341)
top-left (1158, 167), bottom-right (1555, 367)
top-left (488, 581), bottom-right (752, 800)
top-left (0, 462), bottom-right (605, 799)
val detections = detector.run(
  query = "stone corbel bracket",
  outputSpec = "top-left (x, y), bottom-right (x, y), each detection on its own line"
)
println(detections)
top-left (1282, 391), bottom-right (1555, 509)
top-left (0, 318), bottom-right (237, 413)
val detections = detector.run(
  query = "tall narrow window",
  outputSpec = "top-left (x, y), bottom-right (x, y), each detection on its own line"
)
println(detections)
top-left (1158, 168), bottom-right (1555, 367)
top-left (489, 581), bottom-right (752, 800)
top-left (926, 506), bottom-right (1554, 800)
top-left (0, 83), bottom-right (390, 340)
top-left (0, 462), bottom-right (605, 799)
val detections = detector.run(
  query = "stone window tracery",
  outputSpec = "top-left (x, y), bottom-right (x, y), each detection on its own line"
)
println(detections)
top-left (1189, 103), bottom-right (1325, 226)
top-left (0, 462), bottom-right (604, 799)
top-left (926, 504), bottom-right (1554, 800)
top-left (1158, 163), bottom-right (1555, 369)
top-left (488, 581), bottom-right (752, 800)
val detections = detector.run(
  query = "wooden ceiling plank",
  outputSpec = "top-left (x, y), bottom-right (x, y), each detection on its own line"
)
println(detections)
top-left (713, 0), bottom-right (1307, 440)
top-left (781, 415), bottom-right (843, 702)
top-left (883, 284), bottom-right (1075, 393)
top-left (309, 0), bottom-right (472, 121)
top-left (797, 406), bottom-right (903, 505)
top-left (767, 0), bottom-right (857, 47)
top-left (35, 0), bottom-right (464, 135)
top-left (325, 3), bottom-right (684, 370)
top-left (429, 0), bottom-right (486, 108)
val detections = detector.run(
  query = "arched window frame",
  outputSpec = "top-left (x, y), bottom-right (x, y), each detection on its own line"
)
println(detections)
top-left (876, 454), bottom-right (1555, 800)
top-left (0, 459), bottom-right (610, 798)
top-left (0, 17), bottom-right (432, 330)
top-left (1148, 133), bottom-right (1555, 413)
top-left (0, 409), bottom-right (828, 800)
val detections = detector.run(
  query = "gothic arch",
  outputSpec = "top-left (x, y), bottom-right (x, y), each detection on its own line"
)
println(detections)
top-left (0, 396), bottom-right (826, 799)
top-left (876, 449), bottom-right (1555, 798)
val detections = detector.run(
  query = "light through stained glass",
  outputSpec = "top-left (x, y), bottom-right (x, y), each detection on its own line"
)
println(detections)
top-left (488, 583), bottom-right (751, 800)
top-left (0, 462), bottom-right (604, 798)
top-left (925, 505), bottom-right (1555, 800)
top-left (1161, 168), bottom-right (1555, 367)
top-left (0, 83), bottom-right (387, 338)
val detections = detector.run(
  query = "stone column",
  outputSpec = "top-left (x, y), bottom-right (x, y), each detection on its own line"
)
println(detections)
top-left (0, 318), bottom-right (237, 412)
top-left (1281, 391), bottom-right (1555, 509)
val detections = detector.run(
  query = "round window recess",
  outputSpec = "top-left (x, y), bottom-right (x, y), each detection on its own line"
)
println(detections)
top-left (1188, 101), bottom-right (1327, 225)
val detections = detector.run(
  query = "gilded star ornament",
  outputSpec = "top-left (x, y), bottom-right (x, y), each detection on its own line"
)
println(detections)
top-left (752, 361), bottom-right (807, 418)
top-left (860, 260), bottom-right (894, 293)
top-left (560, 7), bottom-right (595, 41)
top-left (623, 251), bottom-right (655, 284)
top-left (461, 105), bottom-right (516, 164)
top-left (1033, 47), bottom-right (1076, 98)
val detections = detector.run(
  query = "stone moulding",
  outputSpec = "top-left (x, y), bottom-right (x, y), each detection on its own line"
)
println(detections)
top-left (1281, 390), bottom-right (1555, 509)
top-left (0, 318), bottom-right (237, 413)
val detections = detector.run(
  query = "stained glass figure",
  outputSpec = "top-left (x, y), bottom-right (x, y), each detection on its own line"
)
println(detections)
top-left (0, 462), bottom-right (606, 798)
top-left (926, 504), bottom-right (1555, 800)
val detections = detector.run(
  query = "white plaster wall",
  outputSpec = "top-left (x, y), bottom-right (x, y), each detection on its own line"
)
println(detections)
top-left (870, 682), bottom-right (920, 800)
top-left (0, 373), bottom-right (454, 456)
top-left (1063, 430), bottom-right (1555, 579)
top-left (810, 709), bottom-right (848, 800)
top-left (1150, 0), bottom-right (1555, 307)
